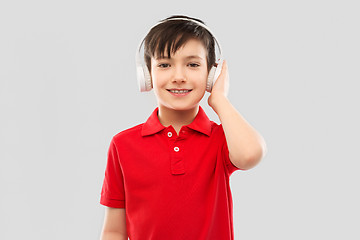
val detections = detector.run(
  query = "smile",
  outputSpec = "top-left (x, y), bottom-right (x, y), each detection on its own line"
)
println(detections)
top-left (167, 89), bottom-right (192, 96)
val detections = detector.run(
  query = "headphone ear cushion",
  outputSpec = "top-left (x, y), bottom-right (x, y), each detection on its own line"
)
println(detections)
top-left (143, 66), bottom-right (152, 91)
top-left (213, 60), bottom-right (223, 82)
top-left (206, 66), bottom-right (216, 92)
top-left (136, 64), bottom-right (152, 92)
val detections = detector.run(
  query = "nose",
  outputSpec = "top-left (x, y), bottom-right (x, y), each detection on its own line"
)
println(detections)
top-left (172, 65), bottom-right (186, 82)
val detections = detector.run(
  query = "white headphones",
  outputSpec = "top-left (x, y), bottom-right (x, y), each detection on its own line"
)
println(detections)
top-left (135, 17), bottom-right (223, 93)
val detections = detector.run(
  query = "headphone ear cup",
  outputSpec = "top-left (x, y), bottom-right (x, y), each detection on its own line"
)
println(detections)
top-left (137, 65), bottom-right (145, 92)
top-left (206, 66), bottom-right (216, 92)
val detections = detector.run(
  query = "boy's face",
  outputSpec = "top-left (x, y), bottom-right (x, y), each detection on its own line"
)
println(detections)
top-left (150, 38), bottom-right (208, 111)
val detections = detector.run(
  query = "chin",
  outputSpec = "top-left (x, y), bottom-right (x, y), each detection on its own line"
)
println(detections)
top-left (172, 103), bottom-right (201, 110)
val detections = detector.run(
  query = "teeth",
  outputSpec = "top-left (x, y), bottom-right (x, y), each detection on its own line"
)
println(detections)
top-left (170, 90), bottom-right (190, 93)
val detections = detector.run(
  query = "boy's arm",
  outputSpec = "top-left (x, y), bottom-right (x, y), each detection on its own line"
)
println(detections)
top-left (211, 97), bottom-right (267, 170)
top-left (208, 61), bottom-right (267, 170)
top-left (100, 207), bottom-right (128, 240)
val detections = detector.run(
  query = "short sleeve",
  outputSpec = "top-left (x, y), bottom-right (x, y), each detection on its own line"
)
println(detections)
top-left (100, 137), bottom-right (126, 208)
top-left (220, 124), bottom-right (243, 176)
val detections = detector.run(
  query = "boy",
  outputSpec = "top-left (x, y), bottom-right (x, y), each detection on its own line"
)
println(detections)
top-left (100, 15), bottom-right (267, 240)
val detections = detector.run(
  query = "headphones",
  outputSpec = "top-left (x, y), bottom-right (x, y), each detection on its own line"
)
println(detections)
top-left (135, 17), bottom-right (223, 93)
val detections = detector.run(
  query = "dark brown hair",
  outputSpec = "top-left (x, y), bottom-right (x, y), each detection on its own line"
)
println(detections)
top-left (143, 15), bottom-right (216, 72)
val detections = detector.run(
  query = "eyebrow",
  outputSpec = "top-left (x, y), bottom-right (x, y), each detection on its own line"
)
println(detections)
top-left (155, 55), bottom-right (204, 60)
top-left (185, 55), bottom-right (203, 60)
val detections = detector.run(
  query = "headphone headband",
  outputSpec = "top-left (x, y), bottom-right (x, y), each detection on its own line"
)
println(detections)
top-left (136, 17), bottom-right (222, 65)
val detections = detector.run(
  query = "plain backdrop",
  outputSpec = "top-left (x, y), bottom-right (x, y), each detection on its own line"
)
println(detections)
top-left (1, 0), bottom-right (359, 239)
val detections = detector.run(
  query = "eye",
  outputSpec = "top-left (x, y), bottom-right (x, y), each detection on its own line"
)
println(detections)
top-left (188, 63), bottom-right (200, 68)
top-left (158, 63), bottom-right (170, 68)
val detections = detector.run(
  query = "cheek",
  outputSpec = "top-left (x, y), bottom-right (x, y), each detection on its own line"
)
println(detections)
top-left (151, 71), bottom-right (167, 88)
top-left (191, 71), bottom-right (208, 85)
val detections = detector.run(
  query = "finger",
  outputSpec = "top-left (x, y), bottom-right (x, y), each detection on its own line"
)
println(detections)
top-left (221, 60), bottom-right (227, 73)
top-left (220, 60), bottom-right (228, 78)
top-left (217, 60), bottom-right (225, 75)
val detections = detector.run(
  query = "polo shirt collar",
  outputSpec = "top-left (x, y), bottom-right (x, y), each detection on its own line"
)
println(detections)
top-left (141, 105), bottom-right (212, 137)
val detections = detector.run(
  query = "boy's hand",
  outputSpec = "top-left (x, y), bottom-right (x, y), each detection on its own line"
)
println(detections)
top-left (207, 60), bottom-right (230, 109)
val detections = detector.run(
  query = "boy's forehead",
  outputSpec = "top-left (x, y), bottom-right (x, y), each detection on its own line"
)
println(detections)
top-left (153, 39), bottom-right (207, 60)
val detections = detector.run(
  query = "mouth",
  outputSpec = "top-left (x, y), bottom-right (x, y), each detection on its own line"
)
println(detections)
top-left (167, 89), bottom-right (192, 93)
top-left (166, 89), bottom-right (192, 96)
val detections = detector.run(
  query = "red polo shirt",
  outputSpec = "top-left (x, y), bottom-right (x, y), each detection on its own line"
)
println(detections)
top-left (100, 105), bottom-right (242, 239)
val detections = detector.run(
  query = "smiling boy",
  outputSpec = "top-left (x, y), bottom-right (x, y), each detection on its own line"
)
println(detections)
top-left (100, 15), bottom-right (267, 240)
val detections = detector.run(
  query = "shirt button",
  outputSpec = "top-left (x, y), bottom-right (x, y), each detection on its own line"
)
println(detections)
top-left (167, 132), bottom-right (172, 137)
top-left (174, 146), bottom-right (179, 152)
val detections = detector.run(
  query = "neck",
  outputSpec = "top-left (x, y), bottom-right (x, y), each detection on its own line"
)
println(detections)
top-left (157, 105), bottom-right (199, 128)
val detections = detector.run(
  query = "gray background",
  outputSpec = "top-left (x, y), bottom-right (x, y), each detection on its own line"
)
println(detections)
top-left (1, 0), bottom-right (359, 239)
